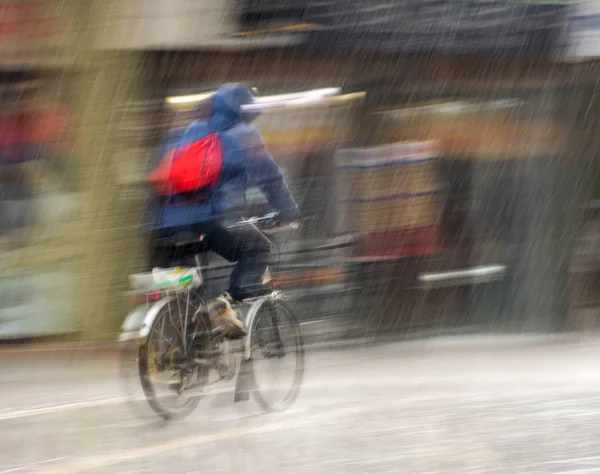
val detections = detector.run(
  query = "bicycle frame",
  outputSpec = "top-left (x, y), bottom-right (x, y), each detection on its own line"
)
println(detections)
top-left (119, 287), bottom-right (286, 364)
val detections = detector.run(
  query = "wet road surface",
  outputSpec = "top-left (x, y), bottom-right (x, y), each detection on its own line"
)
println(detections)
top-left (2, 335), bottom-right (600, 473)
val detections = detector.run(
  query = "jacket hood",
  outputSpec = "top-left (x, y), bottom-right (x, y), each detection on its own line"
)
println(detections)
top-left (208, 83), bottom-right (258, 131)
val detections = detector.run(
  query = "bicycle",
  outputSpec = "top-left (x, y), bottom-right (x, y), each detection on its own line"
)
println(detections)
top-left (119, 213), bottom-right (305, 420)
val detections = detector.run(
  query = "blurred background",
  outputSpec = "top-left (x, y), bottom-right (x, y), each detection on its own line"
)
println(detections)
top-left (5, 1), bottom-right (600, 471)
top-left (2, 0), bottom-right (597, 342)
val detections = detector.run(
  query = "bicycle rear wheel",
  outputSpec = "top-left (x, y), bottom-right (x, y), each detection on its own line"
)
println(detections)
top-left (138, 293), bottom-right (210, 420)
top-left (120, 339), bottom-right (153, 418)
top-left (249, 298), bottom-right (304, 412)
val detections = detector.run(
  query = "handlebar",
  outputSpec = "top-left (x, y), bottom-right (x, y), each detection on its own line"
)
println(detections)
top-left (171, 213), bottom-right (295, 248)
top-left (226, 212), bottom-right (294, 232)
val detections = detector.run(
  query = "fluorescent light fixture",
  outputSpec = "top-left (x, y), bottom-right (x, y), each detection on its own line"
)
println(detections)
top-left (252, 88), bottom-right (341, 104)
top-left (166, 87), bottom-right (342, 107)
top-left (166, 92), bottom-right (215, 105)
top-left (242, 87), bottom-right (342, 112)
top-left (438, 102), bottom-right (469, 113)
top-left (419, 265), bottom-right (506, 284)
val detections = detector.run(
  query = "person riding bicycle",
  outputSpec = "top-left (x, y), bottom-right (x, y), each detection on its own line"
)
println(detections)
top-left (146, 83), bottom-right (300, 338)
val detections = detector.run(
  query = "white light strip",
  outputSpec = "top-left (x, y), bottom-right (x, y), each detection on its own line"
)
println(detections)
top-left (419, 265), bottom-right (506, 283)
top-left (251, 88), bottom-right (341, 104)
top-left (242, 87), bottom-right (342, 112)
top-left (165, 87), bottom-right (342, 108)
top-left (166, 92), bottom-right (215, 105)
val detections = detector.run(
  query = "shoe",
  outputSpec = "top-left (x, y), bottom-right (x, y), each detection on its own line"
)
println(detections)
top-left (221, 291), bottom-right (240, 306)
top-left (207, 293), bottom-right (247, 338)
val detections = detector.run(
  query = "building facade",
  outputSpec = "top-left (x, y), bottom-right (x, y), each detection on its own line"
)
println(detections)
top-left (3, 0), bottom-right (597, 340)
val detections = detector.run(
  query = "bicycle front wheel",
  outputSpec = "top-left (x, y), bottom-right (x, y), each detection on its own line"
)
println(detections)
top-left (249, 298), bottom-right (304, 412)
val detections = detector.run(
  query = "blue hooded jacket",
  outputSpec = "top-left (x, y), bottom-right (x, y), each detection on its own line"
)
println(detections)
top-left (147, 83), bottom-right (300, 233)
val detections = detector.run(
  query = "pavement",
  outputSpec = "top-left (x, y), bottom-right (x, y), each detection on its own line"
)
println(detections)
top-left (3, 334), bottom-right (600, 473)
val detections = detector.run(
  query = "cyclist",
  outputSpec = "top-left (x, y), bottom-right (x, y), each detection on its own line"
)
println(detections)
top-left (145, 83), bottom-right (300, 338)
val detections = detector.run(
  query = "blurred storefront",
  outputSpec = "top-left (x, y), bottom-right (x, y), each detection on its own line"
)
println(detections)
top-left (4, 0), bottom-right (598, 340)
top-left (367, 84), bottom-right (579, 333)
top-left (0, 0), bottom-right (367, 341)
top-left (0, 81), bottom-right (81, 338)
top-left (0, 1), bottom-right (144, 340)
top-left (0, 1), bottom-right (80, 339)
top-left (96, 0), bottom-right (591, 337)
top-left (562, 0), bottom-right (600, 330)
top-left (232, 0), bottom-right (585, 334)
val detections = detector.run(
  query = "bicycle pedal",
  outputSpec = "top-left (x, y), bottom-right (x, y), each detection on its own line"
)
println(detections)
top-left (167, 376), bottom-right (182, 393)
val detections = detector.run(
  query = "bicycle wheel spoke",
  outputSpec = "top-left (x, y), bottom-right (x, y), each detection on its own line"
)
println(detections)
top-left (150, 326), bottom-right (176, 347)
top-left (166, 300), bottom-right (185, 340)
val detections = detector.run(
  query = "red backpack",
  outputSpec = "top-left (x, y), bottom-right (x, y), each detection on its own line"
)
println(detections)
top-left (148, 133), bottom-right (223, 197)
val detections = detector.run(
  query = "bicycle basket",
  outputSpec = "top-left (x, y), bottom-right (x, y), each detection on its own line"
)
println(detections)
top-left (129, 267), bottom-right (202, 294)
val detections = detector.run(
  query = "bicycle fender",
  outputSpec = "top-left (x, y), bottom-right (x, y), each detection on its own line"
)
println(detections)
top-left (121, 304), bottom-right (149, 333)
top-left (118, 297), bottom-right (172, 342)
top-left (242, 299), bottom-right (267, 361)
top-left (242, 291), bottom-right (287, 361)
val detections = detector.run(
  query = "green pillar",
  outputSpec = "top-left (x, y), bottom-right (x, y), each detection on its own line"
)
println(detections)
top-left (64, 1), bottom-right (144, 341)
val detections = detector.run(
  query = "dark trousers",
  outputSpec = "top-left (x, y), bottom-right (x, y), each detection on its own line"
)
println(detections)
top-left (149, 221), bottom-right (272, 301)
